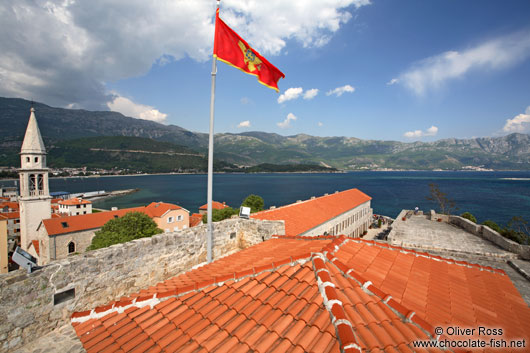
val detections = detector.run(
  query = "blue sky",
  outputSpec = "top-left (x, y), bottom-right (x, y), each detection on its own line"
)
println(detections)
top-left (2, 0), bottom-right (530, 141)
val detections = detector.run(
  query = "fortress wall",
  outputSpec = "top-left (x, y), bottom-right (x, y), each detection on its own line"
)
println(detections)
top-left (0, 218), bottom-right (284, 352)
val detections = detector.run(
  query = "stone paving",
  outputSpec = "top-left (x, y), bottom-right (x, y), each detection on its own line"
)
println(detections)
top-left (389, 214), bottom-right (518, 259)
top-left (13, 324), bottom-right (83, 353)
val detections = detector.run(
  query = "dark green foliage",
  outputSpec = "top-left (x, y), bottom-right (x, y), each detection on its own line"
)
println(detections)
top-left (426, 183), bottom-right (457, 215)
top-left (201, 207), bottom-right (239, 223)
top-left (88, 212), bottom-right (162, 250)
top-left (482, 220), bottom-right (502, 233)
top-left (460, 212), bottom-right (477, 223)
top-left (241, 194), bottom-right (264, 213)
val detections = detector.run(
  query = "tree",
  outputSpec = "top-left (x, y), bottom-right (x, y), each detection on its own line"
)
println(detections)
top-left (426, 183), bottom-right (457, 215)
top-left (460, 212), bottom-right (477, 223)
top-left (241, 194), bottom-right (264, 213)
top-left (507, 216), bottom-right (530, 245)
top-left (202, 207), bottom-right (239, 223)
top-left (482, 220), bottom-right (502, 233)
top-left (88, 212), bottom-right (163, 250)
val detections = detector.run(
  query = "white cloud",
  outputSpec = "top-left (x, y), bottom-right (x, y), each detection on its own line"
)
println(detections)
top-left (107, 95), bottom-right (167, 123)
top-left (237, 120), bottom-right (251, 128)
top-left (303, 89), bottom-right (319, 100)
top-left (0, 1), bottom-right (370, 109)
top-left (397, 30), bottom-right (530, 95)
top-left (277, 113), bottom-right (297, 129)
top-left (404, 125), bottom-right (438, 139)
top-left (278, 87), bottom-right (303, 103)
top-left (318, 122), bottom-right (323, 127)
top-left (503, 106), bottom-right (530, 133)
top-left (387, 78), bottom-right (399, 85)
top-left (326, 84), bottom-right (355, 97)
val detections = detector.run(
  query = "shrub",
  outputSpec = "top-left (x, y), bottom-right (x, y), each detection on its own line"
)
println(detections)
top-left (482, 220), bottom-right (502, 233)
top-left (202, 207), bottom-right (239, 223)
top-left (241, 194), bottom-right (264, 213)
top-left (460, 212), bottom-right (477, 223)
top-left (88, 212), bottom-right (162, 250)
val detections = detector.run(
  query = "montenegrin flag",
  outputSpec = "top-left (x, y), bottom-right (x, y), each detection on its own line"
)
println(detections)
top-left (213, 9), bottom-right (285, 92)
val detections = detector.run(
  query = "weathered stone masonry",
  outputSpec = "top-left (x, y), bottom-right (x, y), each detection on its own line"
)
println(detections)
top-left (0, 218), bottom-right (285, 352)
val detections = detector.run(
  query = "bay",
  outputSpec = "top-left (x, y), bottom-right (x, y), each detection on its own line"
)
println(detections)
top-left (2, 171), bottom-right (529, 227)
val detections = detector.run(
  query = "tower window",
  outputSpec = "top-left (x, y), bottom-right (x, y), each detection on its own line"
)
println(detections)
top-left (26, 157), bottom-right (30, 163)
top-left (37, 174), bottom-right (44, 191)
top-left (29, 174), bottom-right (36, 191)
top-left (68, 242), bottom-right (75, 254)
top-left (35, 157), bottom-right (39, 163)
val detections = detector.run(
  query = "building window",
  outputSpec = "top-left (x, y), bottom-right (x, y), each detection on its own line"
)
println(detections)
top-left (35, 157), bottom-right (39, 163)
top-left (29, 174), bottom-right (36, 191)
top-left (68, 242), bottom-right (75, 254)
top-left (177, 215), bottom-right (183, 221)
top-left (26, 157), bottom-right (30, 163)
top-left (174, 226), bottom-right (179, 231)
top-left (167, 217), bottom-right (174, 223)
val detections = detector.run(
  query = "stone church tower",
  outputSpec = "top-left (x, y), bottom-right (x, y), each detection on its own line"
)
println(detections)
top-left (19, 107), bottom-right (51, 252)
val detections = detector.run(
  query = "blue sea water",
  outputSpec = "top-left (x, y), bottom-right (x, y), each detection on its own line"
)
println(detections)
top-left (2, 171), bottom-right (529, 226)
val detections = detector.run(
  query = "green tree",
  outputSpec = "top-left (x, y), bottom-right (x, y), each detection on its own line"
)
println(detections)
top-left (202, 207), bottom-right (239, 223)
top-left (88, 212), bottom-right (162, 250)
top-left (426, 183), bottom-right (457, 215)
top-left (241, 194), bottom-right (264, 213)
top-left (460, 212), bottom-right (477, 223)
top-left (506, 216), bottom-right (530, 245)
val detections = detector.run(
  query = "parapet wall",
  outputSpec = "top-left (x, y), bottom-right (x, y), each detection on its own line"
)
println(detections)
top-left (0, 218), bottom-right (284, 352)
top-left (449, 216), bottom-right (530, 260)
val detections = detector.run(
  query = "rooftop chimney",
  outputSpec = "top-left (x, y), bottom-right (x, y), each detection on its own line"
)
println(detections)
top-left (270, 206), bottom-right (276, 209)
top-left (324, 193), bottom-right (329, 196)
top-left (296, 200), bottom-right (302, 203)
top-left (310, 196), bottom-right (315, 200)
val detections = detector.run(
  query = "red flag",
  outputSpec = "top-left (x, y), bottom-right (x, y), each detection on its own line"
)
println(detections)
top-left (213, 9), bottom-right (285, 92)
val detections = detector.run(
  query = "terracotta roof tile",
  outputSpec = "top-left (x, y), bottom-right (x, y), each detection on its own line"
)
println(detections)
top-left (251, 188), bottom-right (371, 235)
top-left (58, 197), bottom-right (91, 206)
top-left (72, 236), bottom-right (530, 353)
top-left (199, 201), bottom-right (229, 210)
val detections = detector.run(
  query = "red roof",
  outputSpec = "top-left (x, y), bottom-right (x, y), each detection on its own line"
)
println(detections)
top-left (42, 207), bottom-right (145, 236)
top-left (0, 201), bottom-right (19, 211)
top-left (144, 202), bottom-right (182, 218)
top-left (189, 213), bottom-right (203, 228)
top-left (42, 202), bottom-right (185, 236)
top-left (199, 201), bottom-right (228, 210)
top-left (0, 212), bottom-right (20, 220)
top-left (251, 188), bottom-right (371, 235)
top-left (70, 236), bottom-right (530, 352)
top-left (31, 240), bottom-right (40, 256)
top-left (58, 198), bottom-right (92, 206)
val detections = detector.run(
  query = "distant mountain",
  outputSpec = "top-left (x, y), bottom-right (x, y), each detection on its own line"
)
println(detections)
top-left (1, 97), bottom-right (529, 170)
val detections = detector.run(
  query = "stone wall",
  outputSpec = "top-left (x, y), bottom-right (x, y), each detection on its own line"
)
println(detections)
top-left (0, 218), bottom-right (284, 352)
top-left (449, 216), bottom-right (530, 260)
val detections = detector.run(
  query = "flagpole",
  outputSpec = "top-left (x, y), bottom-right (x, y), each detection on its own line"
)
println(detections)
top-left (207, 0), bottom-right (220, 263)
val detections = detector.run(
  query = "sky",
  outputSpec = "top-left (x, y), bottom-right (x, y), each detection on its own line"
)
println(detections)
top-left (1, 0), bottom-right (530, 142)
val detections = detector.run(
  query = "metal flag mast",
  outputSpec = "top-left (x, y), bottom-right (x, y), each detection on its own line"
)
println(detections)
top-left (207, 0), bottom-right (220, 263)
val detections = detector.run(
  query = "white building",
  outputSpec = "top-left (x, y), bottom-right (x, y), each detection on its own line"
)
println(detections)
top-left (58, 198), bottom-right (92, 216)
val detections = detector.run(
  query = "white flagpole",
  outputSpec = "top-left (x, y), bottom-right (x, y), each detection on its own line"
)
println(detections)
top-left (207, 0), bottom-right (220, 263)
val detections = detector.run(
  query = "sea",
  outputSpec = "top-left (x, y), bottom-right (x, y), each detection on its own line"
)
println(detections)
top-left (2, 171), bottom-right (529, 227)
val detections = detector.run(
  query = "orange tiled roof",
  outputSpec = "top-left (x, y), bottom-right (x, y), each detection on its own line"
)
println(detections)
top-left (144, 202), bottom-right (183, 218)
top-left (0, 201), bottom-right (19, 211)
top-left (199, 201), bottom-right (229, 210)
top-left (70, 235), bottom-right (530, 352)
top-left (31, 240), bottom-right (40, 256)
top-left (251, 188), bottom-right (371, 236)
top-left (189, 213), bottom-right (203, 228)
top-left (0, 211), bottom-right (20, 220)
top-left (42, 207), bottom-right (145, 236)
top-left (58, 198), bottom-right (92, 206)
top-left (51, 198), bottom-right (63, 204)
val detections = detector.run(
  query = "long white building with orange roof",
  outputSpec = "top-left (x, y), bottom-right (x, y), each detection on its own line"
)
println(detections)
top-left (251, 188), bottom-right (373, 237)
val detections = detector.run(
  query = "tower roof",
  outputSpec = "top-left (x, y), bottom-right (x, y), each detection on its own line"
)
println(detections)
top-left (20, 107), bottom-right (46, 154)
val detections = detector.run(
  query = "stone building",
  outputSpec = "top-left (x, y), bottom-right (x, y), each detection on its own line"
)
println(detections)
top-left (34, 202), bottom-right (189, 264)
top-left (251, 188), bottom-right (373, 237)
top-left (18, 108), bottom-right (52, 253)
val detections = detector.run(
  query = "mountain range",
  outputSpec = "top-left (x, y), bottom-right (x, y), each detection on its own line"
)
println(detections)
top-left (1, 97), bottom-right (529, 170)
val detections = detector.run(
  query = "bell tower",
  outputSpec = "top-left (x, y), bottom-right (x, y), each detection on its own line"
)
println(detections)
top-left (19, 107), bottom-right (51, 253)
